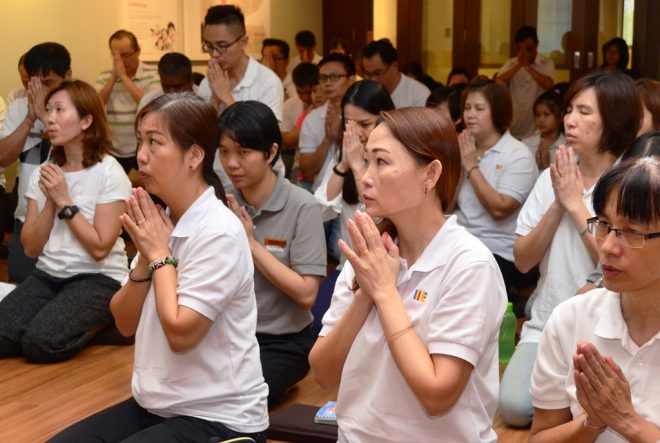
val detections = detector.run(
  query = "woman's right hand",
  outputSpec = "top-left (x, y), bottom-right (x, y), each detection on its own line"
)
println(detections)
top-left (550, 145), bottom-right (584, 213)
top-left (458, 129), bottom-right (478, 171)
top-left (342, 120), bottom-right (365, 175)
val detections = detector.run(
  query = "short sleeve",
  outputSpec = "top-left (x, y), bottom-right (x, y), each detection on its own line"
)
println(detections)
top-left (289, 198), bottom-right (327, 277)
top-left (516, 169), bottom-right (552, 236)
top-left (1, 99), bottom-right (27, 138)
top-left (319, 264), bottom-right (357, 336)
top-left (259, 73), bottom-right (284, 122)
top-left (313, 158), bottom-right (343, 222)
top-left (530, 305), bottom-right (573, 410)
top-left (495, 148), bottom-right (539, 203)
top-left (24, 165), bottom-right (43, 201)
top-left (97, 158), bottom-right (132, 204)
top-left (299, 108), bottom-right (324, 153)
top-left (427, 258), bottom-right (506, 366)
top-left (196, 78), bottom-right (212, 101)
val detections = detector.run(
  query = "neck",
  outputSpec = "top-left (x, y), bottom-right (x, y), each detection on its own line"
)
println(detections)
top-left (475, 131), bottom-right (503, 152)
top-left (228, 54), bottom-right (249, 83)
top-left (389, 200), bottom-right (445, 266)
top-left (577, 149), bottom-right (617, 188)
top-left (62, 143), bottom-right (85, 171)
top-left (620, 288), bottom-right (660, 346)
top-left (166, 178), bottom-right (208, 224)
top-left (240, 169), bottom-right (277, 210)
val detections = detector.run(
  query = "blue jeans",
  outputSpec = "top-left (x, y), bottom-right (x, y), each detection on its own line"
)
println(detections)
top-left (498, 341), bottom-right (538, 427)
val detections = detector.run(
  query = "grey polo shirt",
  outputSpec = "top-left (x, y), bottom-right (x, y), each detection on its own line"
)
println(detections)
top-left (227, 174), bottom-right (327, 334)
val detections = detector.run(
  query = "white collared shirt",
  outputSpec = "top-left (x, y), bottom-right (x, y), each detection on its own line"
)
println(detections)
top-left (131, 187), bottom-right (269, 432)
top-left (390, 73), bottom-right (431, 108)
top-left (321, 216), bottom-right (506, 442)
top-left (299, 101), bottom-right (337, 191)
top-left (532, 289), bottom-right (660, 442)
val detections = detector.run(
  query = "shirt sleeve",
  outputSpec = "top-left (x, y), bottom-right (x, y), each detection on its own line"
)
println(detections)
top-left (196, 78), bottom-right (212, 102)
top-left (289, 197), bottom-right (327, 277)
top-left (97, 157), bottom-right (132, 204)
top-left (516, 169), bottom-right (552, 236)
top-left (313, 157), bottom-right (343, 222)
top-left (299, 109), bottom-right (323, 154)
top-left (24, 165), bottom-right (42, 201)
top-left (495, 146), bottom-right (539, 203)
top-left (259, 72), bottom-right (284, 122)
top-left (1, 99), bottom-right (27, 138)
top-left (319, 264), bottom-right (357, 336)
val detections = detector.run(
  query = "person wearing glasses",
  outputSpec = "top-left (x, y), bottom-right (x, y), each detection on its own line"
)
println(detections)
top-left (96, 30), bottom-right (160, 174)
top-left (197, 5), bottom-right (283, 122)
top-left (361, 38), bottom-right (430, 108)
top-left (528, 155), bottom-right (660, 442)
top-left (298, 54), bottom-right (356, 189)
top-left (499, 71), bottom-right (642, 427)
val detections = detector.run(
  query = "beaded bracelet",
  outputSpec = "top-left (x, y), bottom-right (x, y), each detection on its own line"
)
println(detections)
top-left (578, 226), bottom-right (589, 236)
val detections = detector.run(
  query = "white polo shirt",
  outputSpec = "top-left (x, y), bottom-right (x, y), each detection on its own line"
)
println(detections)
top-left (0, 97), bottom-right (49, 222)
top-left (499, 54), bottom-right (554, 140)
top-left (287, 53), bottom-right (323, 74)
top-left (390, 73), bottom-right (431, 108)
top-left (531, 289), bottom-right (660, 442)
top-left (455, 131), bottom-right (538, 262)
top-left (282, 72), bottom-right (297, 101)
top-left (516, 169), bottom-right (597, 344)
top-left (131, 187), bottom-right (269, 433)
top-left (280, 96), bottom-right (304, 133)
top-left (198, 55), bottom-right (284, 121)
top-left (26, 155), bottom-right (131, 282)
top-left (299, 101), bottom-right (338, 191)
top-left (321, 216), bottom-right (506, 442)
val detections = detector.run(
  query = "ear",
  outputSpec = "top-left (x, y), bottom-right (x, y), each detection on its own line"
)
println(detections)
top-left (241, 35), bottom-right (249, 50)
top-left (64, 69), bottom-right (73, 80)
top-left (423, 159), bottom-right (442, 192)
top-left (266, 143), bottom-right (279, 164)
top-left (188, 144), bottom-right (205, 171)
top-left (80, 114), bottom-right (93, 131)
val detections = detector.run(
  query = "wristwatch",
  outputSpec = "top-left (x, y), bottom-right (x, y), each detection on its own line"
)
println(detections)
top-left (57, 205), bottom-right (80, 220)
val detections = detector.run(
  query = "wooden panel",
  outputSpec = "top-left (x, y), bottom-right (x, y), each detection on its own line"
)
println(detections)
top-left (396, 0), bottom-right (423, 67)
top-left (323, 0), bottom-right (372, 60)
top-left (510, 0), bottom-right (539, 57)
top-left (569, 0), bottom-right (600, 81)
top-left (453, 0), bottom-right (481, 78)
top-left (632, 0), bottom-right (660, 79)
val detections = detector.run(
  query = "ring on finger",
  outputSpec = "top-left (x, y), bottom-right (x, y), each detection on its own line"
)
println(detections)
top-left (136, 218), bottom-right (146, 225)
top-left (558, 170), bottom-right (566, 177)
top-left (357, 247), bottom-right (368, 257)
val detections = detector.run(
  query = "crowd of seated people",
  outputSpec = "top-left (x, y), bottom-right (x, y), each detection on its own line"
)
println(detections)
top-left (0, 6), bottom-right (658, 441)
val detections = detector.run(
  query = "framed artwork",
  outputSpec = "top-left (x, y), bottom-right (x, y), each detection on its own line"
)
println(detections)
top-left (120, 0), bottom-right (181, 61)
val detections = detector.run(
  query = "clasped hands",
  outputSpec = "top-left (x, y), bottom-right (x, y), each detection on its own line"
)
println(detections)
top-left (550, 145), bottom-right (584, 213)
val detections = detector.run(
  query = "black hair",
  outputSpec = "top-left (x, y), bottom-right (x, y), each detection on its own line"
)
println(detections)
top-left (621, 130), bottom-right (660, 162)
top-left (447, 67), bottom-right (470, 85)
top-left (295, 30), bottom-right (316, 48)
top-left (218, 101), bottom-right (282, 167)
top-left (593, 156), bottom-right (660, 226)
top-left (600, 37), bottom-right (629, 71)
top-left (109, 30), bottom-right (140, 51)
top-left (192, 72), bottom-right (205, 86)
top-left (515, 26), bottom-right (539, 43)
top-left (426, 86), bottom-right (453, 108)
top-left (362, 38), bottom-right (398, 64)
top-left (533, 88), bottom-right (564, 130)
top-left (318, 54), bottom-right (356, 77)
top-left (339, 80), bottom-right (395, 204)
top-left (18, 53), bottom-right (26, 68)
top-left (262, 38), bottom-right (290, 59)
top-left (329, 38), bottom-right (351, 56)
top-left (158, 52), bottom-right (192, 80)
top-left (426, 85), bottom-right (466, 132)
top-left (204, 4), bottom-right (245, 34)
top-left (24, 42), bottom-right (71, 77)
top-left (292, 62), bottom-right (319, 88)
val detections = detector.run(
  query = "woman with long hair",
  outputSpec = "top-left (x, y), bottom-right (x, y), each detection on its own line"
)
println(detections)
top-left (51, 93), bottom-right (269, 442)
top-left (309, 108), bottom-right (507, 442)
top-left (0, 80), bottom-right (130, 363)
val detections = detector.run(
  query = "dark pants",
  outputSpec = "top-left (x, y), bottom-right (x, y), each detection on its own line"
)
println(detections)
top-left (0, 269), bottom-right (119, 362)
top-left (8, 219), bottom-right (37, 283)
top-left (257, 324), bottom-right (315, 410)
top-left (48, 397), bottom-right (267, 443)
top-left (494, 254), bottom-right (540, 317)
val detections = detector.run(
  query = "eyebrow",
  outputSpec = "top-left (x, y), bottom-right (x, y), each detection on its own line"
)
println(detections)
top-left (576, 104), bottom-right (593, 112)
top-left (143, 129), bottom-right (164, 136)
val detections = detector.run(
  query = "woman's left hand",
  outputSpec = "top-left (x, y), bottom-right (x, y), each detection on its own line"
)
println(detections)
top-left (343, 121), bottom-right (366, 175)
top-left (226, 194), bottom-right (255, 242)
top-left (550, 146), bottom-right (584, 213)
top-left (573, 342), bottom-right (637, 433)
top-left (39, 163), bottom-right (72, 207)
top-left (339, 211), bottom-right (400, 304)
top-left (458, 130), bottom-right (478, 171)
top-left (120, 187), bottom-right (173, 262)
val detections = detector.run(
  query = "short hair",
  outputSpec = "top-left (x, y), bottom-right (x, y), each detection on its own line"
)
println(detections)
top-left (427, 84), bottom-right (466, 124)
top-left (426, 86), bottom-right (453, 108)
top-left (45, 80), bottom-right (111, 168)
top-left (318, 53), bottom-right (356, 77)
top-left (329, 38), bottom-right (351, 56)
top-left (362, 38), bottom-right (398, 65)
top-left (593, 156), bottom-right (660, 226)
top-left (339, 80), bottom-right (395, 205)
top-left (262, 38), bottom-right (290, 60)
top-left (292, 62), bottom-right (319, 88)
top-left (463, 78), bottom-right (513, 134)
top-left (381, 108), bottom-right (462, 212)
top-left (24, 42), bottom-right (71, 77)
top-left (621, 130), bottom-right (660, 162)
top-left (158, 52), bottom-right (192, 80)
top-left (295, 30), bottom-right (316, 48)
top-left (218, 101), bottom-right (282, 167)
top-left (204, 4), bottom-right (245, 34)
top-left (136, 93), bottom-right (226, 203)
top-left (447, 67), bottom-right (470, 85)
top-left (636, 78), bottom-right (660, 131)
top-left (515, 26), bottom-right (538, 44)
top-left (600, 37), bottom-right (629, 71)
top-left (564, 71), bottom-right (641, 156)
top-left (109, 30), bottom-right (139, 51)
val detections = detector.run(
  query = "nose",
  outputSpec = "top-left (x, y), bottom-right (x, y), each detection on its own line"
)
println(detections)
top-left (564, 109), bottom-right (576, 127)
top-left (136, 140), bottom-right (147, 166)
top-left (599, 229), bottom-right (621, 256)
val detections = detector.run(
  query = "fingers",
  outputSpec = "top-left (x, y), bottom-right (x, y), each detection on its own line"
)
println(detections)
top-left (135, 187), bottom-right (157, 220)
top-left (346, 218), bottom-right (367, 257)
top-left (157, 205), bottom-right (174, 230)
top-left (226, 194), bottom-right (241, 215)
top-left (355, 211), bottom-right (380, 251)
top-left (381, 231), bottom-right (399, 260)
top-left (338, 238), bottom-right (360, 264)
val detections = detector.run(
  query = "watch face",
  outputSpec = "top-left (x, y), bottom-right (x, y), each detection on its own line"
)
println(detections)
top-left (63, 208), bottom-right (73, 218)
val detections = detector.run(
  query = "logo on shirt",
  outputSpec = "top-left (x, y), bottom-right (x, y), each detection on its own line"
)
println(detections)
top-left (264, 237), bottom-right (287, 253)
top-left (412, 289), bottom-right (427, 303)
top-left (496, 163), bottom-right (504, 171)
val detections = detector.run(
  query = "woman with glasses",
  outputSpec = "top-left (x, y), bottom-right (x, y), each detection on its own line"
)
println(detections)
top-left (499, 71), bottom-right (642, 427)
top-left (528, 155), bottom-right (660, 442)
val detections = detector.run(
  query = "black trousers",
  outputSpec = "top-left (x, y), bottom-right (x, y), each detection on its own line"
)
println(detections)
top-left (48, 397), bottom-right (267, 443)
top-left (257, 324), bottom-right (315, 410)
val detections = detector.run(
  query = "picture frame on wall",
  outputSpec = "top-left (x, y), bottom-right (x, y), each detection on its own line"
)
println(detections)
top-left (120, 0), bottom-right (181, 61)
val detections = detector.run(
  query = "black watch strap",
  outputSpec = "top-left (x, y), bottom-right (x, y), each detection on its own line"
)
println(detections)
top-left (58, 205), bottom-right (80, 220)
top-left (333, 165), bottom-right (350, 177)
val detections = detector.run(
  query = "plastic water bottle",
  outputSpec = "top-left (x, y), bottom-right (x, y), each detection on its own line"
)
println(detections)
top-left (499, 302), bottom-right (516, 364)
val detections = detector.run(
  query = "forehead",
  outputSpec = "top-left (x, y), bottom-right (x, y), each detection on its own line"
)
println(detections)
top-left (39, 71), bottom-right (66, 82)
top-left (518, 38), bottom-right (537, 48)
top-left (320, 61), bottom-right (346, 74)
top-left (48, 89), bottom-right (71, 104)
top-left (571, 87), bottom-right (598, 107)
top-left (363, 54), bottom-right (385, 68)
top-left (366, 124), bottom-right (403, 153)
top-left (344, 103), bottom-right (377, 120)
top-left (139, 112), bottom-right (170, 135)
top-left (203, 23), bottom-right (240, 42)
top-left (219, 132), bottom-right (240, 148)
top-left (262, 45), bottom-right (283, 56)
top-left (110, 37), bottom-right (134, 51)
top-left (466, 91), bottom-right (487, 104)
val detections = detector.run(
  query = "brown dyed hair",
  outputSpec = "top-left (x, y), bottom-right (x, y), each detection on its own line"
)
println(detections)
top-left (45, 80), bottom-right (111, 167)
top-left (462, 78), bottom-right (513, 135)
top-left (564, 71), bottom-right (641, 156)
top-left (135, 93), bottom-right (227, 204)
top-left (636, 78), bottom-right (660, 131)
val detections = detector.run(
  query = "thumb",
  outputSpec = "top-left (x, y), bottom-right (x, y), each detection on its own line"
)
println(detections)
top-left (382, 232), bottom-right (399, 259)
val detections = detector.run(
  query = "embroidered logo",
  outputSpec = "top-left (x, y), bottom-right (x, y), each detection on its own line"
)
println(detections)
top-left (496, 163), bottom-right (504, 171)
top-left (412, 289), bottom-right (427, 302)
top-left (264, 237), bottom-right (286, 253)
